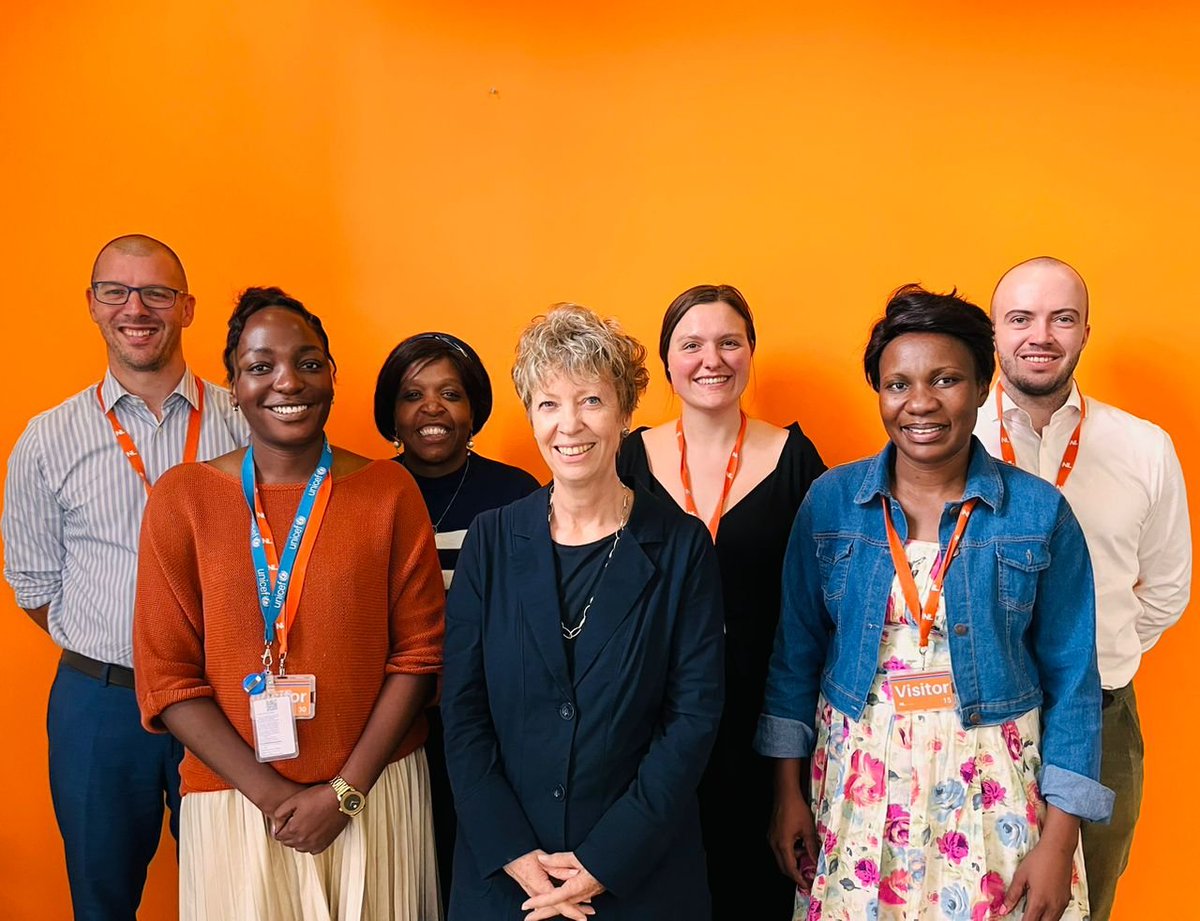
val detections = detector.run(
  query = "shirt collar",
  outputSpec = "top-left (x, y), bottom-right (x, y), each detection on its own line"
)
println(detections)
top-left (99, 367), bottom-right (199, 413)
top-left (853, 437), bottom-right (1005, 512)
top-left (990, 379), bottom-right (1083, 424)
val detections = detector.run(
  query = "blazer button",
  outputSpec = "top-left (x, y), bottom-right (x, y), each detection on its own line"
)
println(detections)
top-left (559, 702), bottom-right (575, 720)
top-left (553, 784), bottom-right (565, 800)
top-left (954, 624), bottom-right (968, 636)
top-left (969, 712), bottom-right (982, 725)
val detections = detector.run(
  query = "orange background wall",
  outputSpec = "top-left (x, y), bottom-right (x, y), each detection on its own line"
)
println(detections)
top-left (1, 3), bottom-right (1195, 918)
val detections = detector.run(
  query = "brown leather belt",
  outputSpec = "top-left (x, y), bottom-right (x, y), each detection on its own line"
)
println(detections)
top-left (61, 649), bottom-right (135, 690)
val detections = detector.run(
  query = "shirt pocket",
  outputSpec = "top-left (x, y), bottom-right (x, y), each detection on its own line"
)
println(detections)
top-left (815, 537), bottom-right (855, 606)
top-left (996, 540), bottom-right (1051, 613)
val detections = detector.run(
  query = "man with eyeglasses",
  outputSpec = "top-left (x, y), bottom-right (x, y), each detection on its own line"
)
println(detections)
top-left (2, 234), bottom-right (247, 920)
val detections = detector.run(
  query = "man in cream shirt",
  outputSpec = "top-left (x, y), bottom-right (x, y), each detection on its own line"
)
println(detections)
top-left (975, 256), bottom-right (1191, 921)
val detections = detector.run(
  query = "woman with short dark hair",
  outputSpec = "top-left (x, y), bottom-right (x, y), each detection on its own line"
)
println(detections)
top-left (758, 285), bottom-right (1110, 921)
top-left (373, 331), bottom-right (539, 909)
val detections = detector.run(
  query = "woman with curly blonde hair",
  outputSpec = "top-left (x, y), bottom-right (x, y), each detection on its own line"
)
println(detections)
top-left (442, 304), bottom-right (726, 919)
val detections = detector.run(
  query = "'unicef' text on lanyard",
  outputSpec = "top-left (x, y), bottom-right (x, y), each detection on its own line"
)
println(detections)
top-left (882, 496), bottom-right (977, 652)
top-left (242, 440), bottom-right (333, 673)
top-left (996, 383), bottom-right (1086, 490)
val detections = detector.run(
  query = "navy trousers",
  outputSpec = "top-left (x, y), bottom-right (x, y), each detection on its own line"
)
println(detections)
top-left (47, 661), bottom-right (184, 921)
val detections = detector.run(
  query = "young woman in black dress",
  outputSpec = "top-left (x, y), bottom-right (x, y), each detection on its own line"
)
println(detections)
top-left (617, 285), bottom-right (825, 918)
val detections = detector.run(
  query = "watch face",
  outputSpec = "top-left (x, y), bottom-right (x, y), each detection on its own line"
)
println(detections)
top-left (343, 792), bottom-right (364, 814)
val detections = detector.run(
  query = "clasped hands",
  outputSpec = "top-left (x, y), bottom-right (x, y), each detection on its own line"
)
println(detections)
top-left (506, 849), bottom-right (605, 920)
top-left (260, 778), bottom-right (349, 855)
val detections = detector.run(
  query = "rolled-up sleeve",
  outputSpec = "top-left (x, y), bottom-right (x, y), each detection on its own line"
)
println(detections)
top-left (2, 421), bottom-right (64, 610)
top-left (386, 475), bottom-right (445, 676)
top-left (754, 495), bottom-right (830, 759)
top-left (1034, 501), bottom-right (1114, 823)
top-left (133, 476), bottom-right (214, 731)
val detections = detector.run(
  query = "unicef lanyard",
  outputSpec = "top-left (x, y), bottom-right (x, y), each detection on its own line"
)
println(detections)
top-left (996, 382), bottom-right (1086, 490)
top-left (882, 496), bottom-right (977, 652)
top-left (241, 440), bottom-right (333, 678)
top-left (96, 380), bottom-right (204, 494)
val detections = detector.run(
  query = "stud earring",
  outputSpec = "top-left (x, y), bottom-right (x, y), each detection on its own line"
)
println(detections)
top-left (620, 427), bottom-right (630, 439)
top-left (466, 436), bottom-right (476, 452)
top-left (392, 438), bottom-right (402, 455)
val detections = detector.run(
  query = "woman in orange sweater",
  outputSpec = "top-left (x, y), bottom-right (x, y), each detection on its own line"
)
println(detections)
top-left (134, 287), bottom-right (445, 920)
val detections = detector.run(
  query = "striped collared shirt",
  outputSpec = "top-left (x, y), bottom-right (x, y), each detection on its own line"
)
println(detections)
top-left (2, 368), bottom-right (249, 666)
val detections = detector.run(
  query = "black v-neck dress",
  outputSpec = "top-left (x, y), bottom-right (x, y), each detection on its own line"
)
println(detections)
top-left (618, 422), bottom-right (825, 918)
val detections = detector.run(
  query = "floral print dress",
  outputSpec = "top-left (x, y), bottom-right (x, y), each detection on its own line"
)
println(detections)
top-left (796, 541), bottom-right (1089, 921)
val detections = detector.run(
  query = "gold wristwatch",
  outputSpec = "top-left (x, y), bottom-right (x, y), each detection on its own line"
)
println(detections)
top-left (329, 775), bottom-right (366, 816)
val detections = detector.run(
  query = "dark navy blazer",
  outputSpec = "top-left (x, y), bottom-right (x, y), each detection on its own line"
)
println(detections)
top-left (442, 486), bottom-right (725, 919)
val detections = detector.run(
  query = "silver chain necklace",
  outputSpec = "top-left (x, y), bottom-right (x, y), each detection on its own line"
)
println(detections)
top-left (430, 454), bottom-right (471, 534)
top-left (549, 484), bottom-right (631, 640)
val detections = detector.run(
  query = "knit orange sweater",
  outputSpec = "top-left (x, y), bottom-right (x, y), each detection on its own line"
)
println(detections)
top-left (134, 459), bottom-right (444, 796)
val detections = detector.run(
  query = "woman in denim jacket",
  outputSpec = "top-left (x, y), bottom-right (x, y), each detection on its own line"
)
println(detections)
top-left (756, 286), bottom-right (1112, 921)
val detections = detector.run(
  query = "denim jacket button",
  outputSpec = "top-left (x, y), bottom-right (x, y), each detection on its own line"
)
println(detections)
top-left (969, 712), bottom-right (982, 725)
top-left (954, 624), bottom-right (968, 636)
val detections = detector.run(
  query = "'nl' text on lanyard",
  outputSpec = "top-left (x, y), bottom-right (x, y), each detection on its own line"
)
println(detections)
top-left (996, 383), bottom-right (1086, 490)
top-left (882, 496), bottom-right (977, 651)
top-left (242, 440), bottom-right (333, 676)
top-left (96, 381), bottom-right (205, 494)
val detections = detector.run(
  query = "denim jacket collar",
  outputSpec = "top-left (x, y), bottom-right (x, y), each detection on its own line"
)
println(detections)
top-left (852, 436), bottom-right (1006, 512)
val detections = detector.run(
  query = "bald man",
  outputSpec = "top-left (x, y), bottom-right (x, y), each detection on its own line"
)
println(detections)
top-left (974, 257), bottom-right (1191, 921)
top-left (2, 235), bottom-right (247, 920)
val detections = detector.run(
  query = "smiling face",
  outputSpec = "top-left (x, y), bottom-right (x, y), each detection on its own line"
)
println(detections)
top-left (992, 262), bottom-right (1090, 399)
top-left (232, 307), bottom-right (334, 453)
top-left (529, 371), bottom-right (627, 492)
top-left (87, 248), bottom-right (194, 374)
top-left (878, 332), bottom-right (989, 472)
top-left (393, 356), bottom-right (474, 476)
top-left (665, 301), bottom-right (753, 411)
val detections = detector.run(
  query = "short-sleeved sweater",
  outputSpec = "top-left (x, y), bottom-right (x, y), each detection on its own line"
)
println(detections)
top-left (133, 458), bottom-right (445, 796)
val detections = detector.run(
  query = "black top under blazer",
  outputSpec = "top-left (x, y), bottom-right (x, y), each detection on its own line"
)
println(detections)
top-left (442, 485), bottom-right (726, 919)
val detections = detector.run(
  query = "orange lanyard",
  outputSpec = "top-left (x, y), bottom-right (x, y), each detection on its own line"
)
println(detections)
top-left (250, 471), bottom-right (333, 667)
top-left (678, 411), bottom-right (748, 540)
top-left (882, 496), bottom-right (977, 650)
top-left (96, 380), bottom-right (204, 494)
top-left (996, 383), bottom-right (1085, 490)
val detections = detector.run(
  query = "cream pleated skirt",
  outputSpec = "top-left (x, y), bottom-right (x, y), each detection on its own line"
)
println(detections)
top-left (179, 748), bottom-right (441, 921)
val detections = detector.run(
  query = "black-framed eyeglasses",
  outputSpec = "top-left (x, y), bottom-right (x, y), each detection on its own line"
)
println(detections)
top-left (91, 282), bottom-right (186, 309)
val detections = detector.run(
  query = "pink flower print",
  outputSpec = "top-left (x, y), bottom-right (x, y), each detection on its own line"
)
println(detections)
top-left (981, 779), bottom-right (1007, 809)
top-left (960, 758), bottom-right (977, 784)
top-left (1026, 801), bottom-right (1039, 827)
top-left (823, 828), bottom-right (838, 856)
top-left (806, 898), bottom-right (823, 920)
top-left (879, 869), bottom-right (911, 905)
top-left (970, 871), bottom-right (1007, 920)
top-left (855, 858), bottom-right (880, 887)
top-left (883, 656), bottom-right (908, 672)
top-left (1002, 721), bottom-right (1023, 762)
top-left (843, 750), bottom-right (886, 806)
top-left (812, 747), bottom-right (828, 783)
top-left (937, 830), bottom-right (970, 865)
top-left (884, 804), bottom-right (910, 846)
top-left (981, 870), bottom-right (1006, 911)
